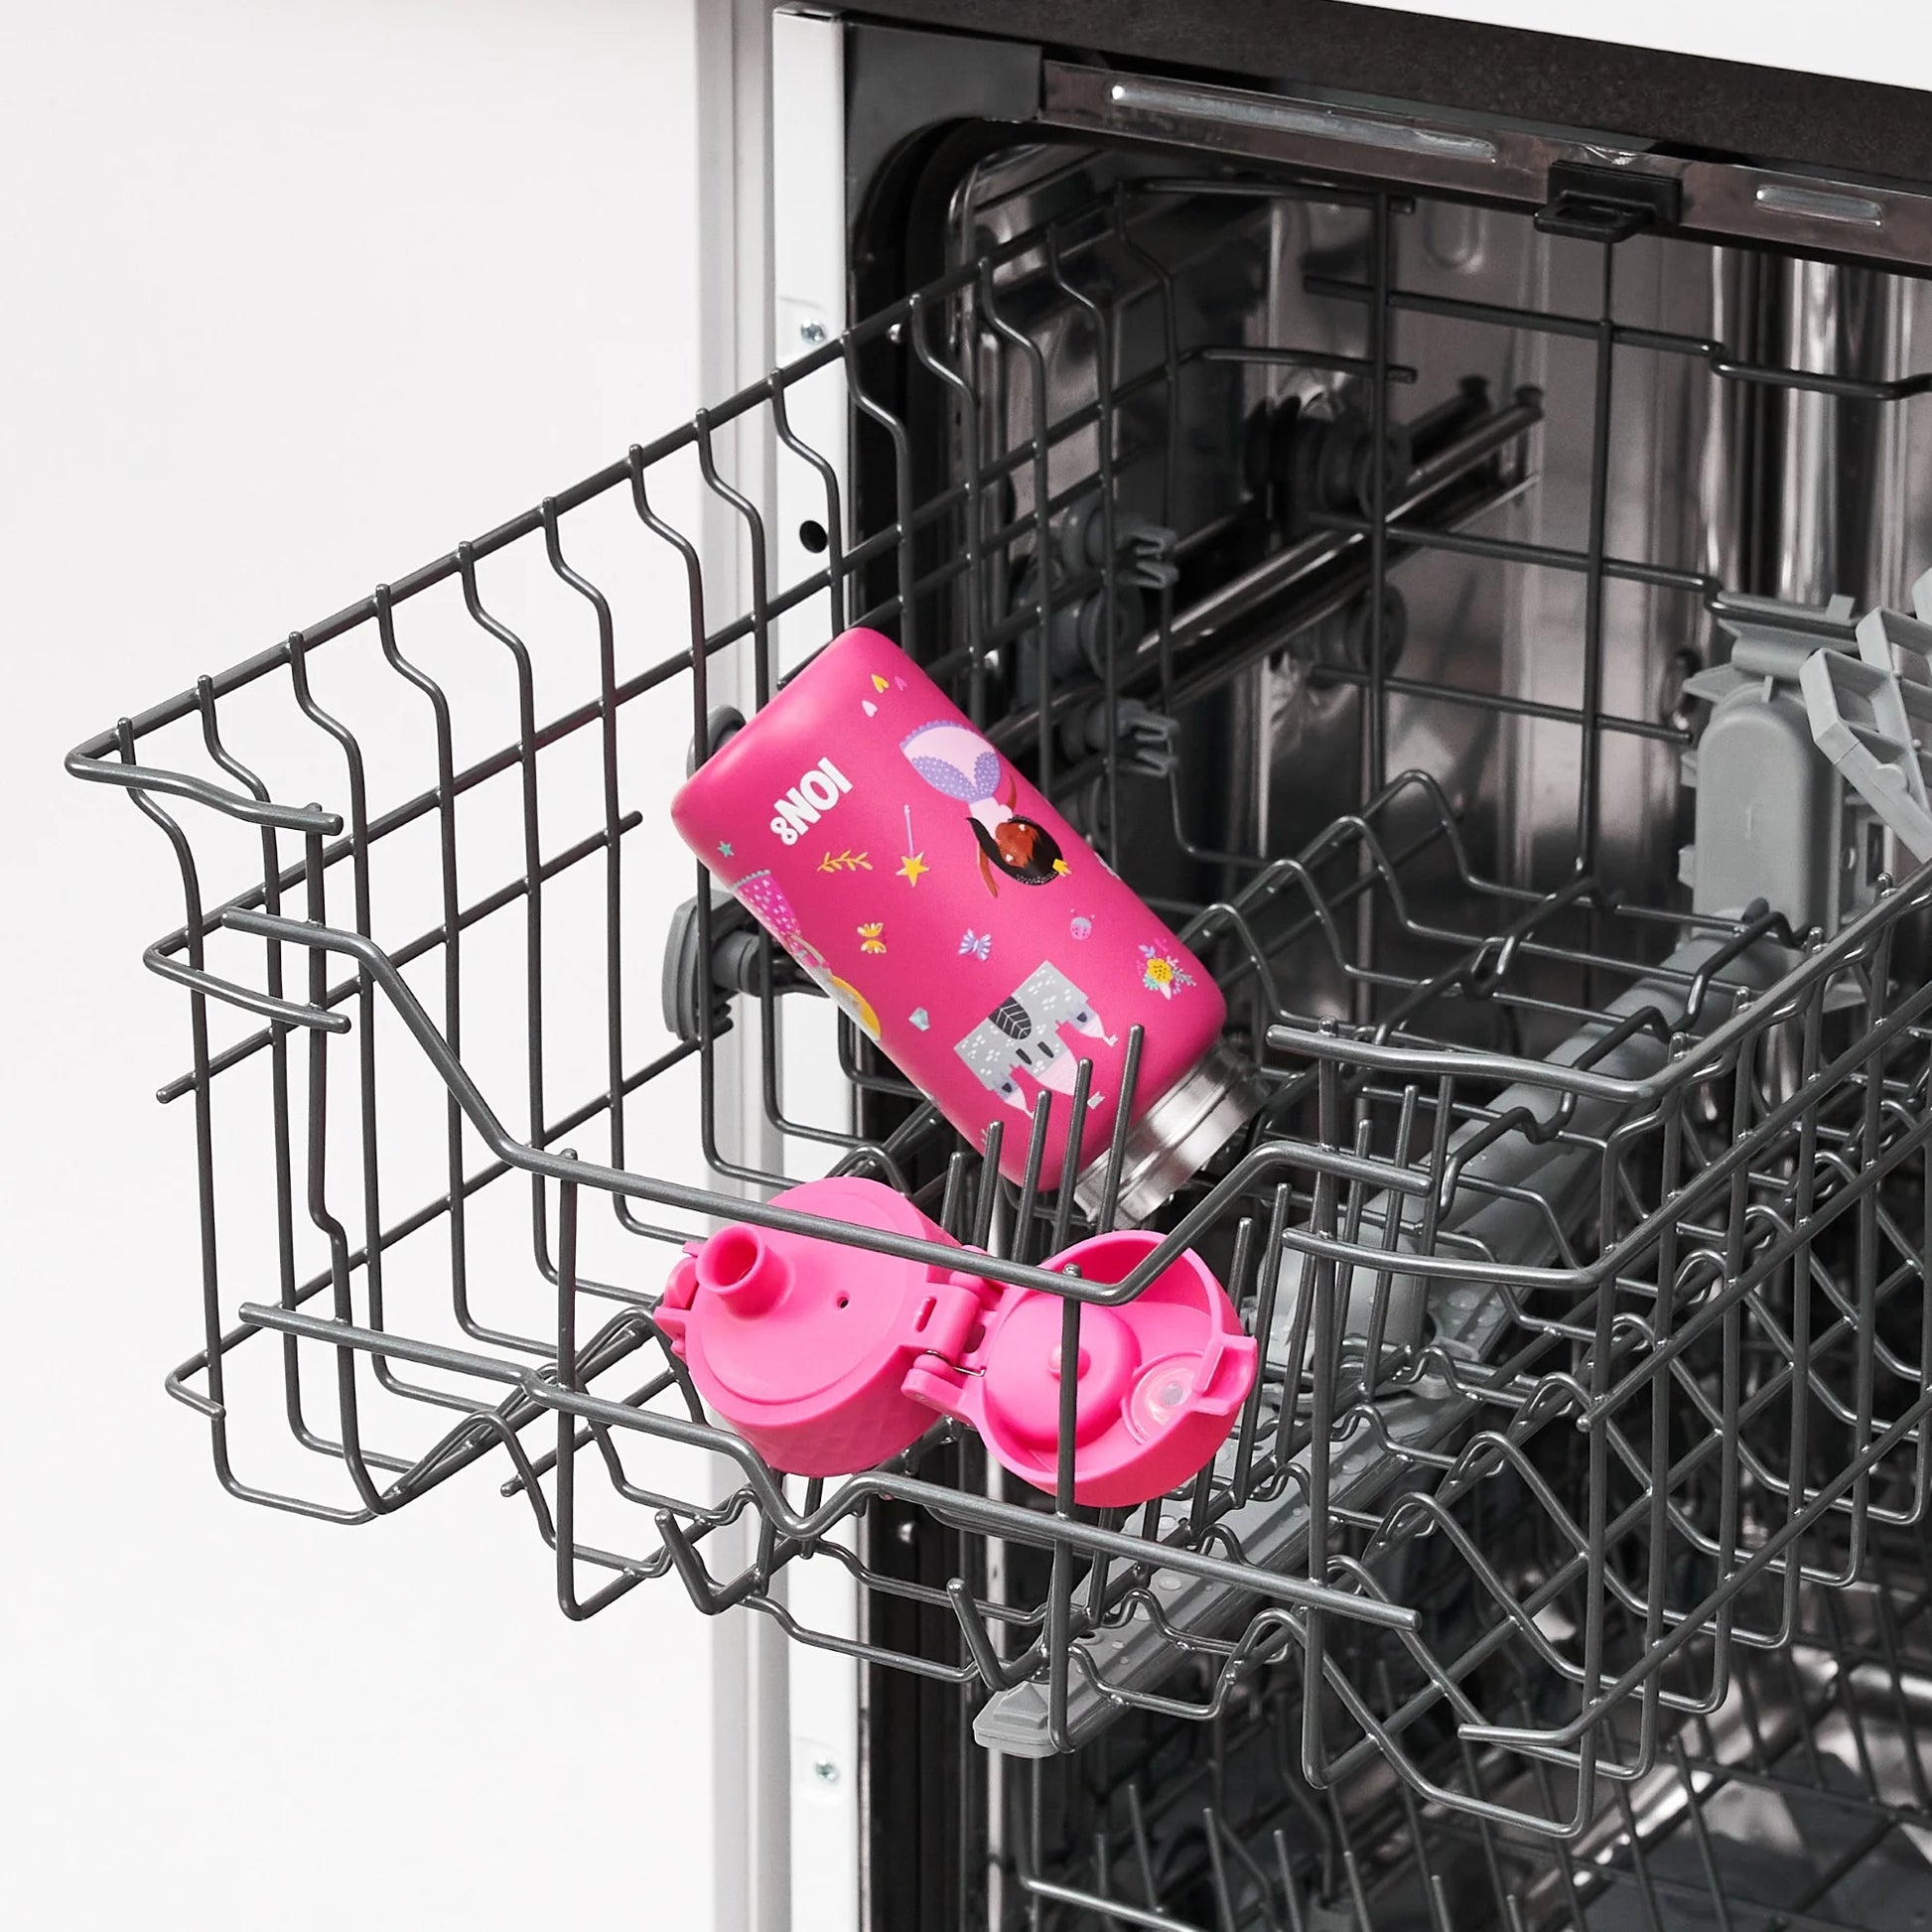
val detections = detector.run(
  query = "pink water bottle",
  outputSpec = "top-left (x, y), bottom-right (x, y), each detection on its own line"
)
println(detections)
top-left (669, 628), bottom-right (1263, 1218)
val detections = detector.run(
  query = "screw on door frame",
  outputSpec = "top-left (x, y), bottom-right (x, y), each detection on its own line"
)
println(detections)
top-left (798, 318), bottom-right (828, 345)
top-left (812, 1756), bottom-right (841, 1785)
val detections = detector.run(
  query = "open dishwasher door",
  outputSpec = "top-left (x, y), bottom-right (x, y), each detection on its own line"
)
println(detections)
top-left (67, 7), bottom-right (1932, 1931)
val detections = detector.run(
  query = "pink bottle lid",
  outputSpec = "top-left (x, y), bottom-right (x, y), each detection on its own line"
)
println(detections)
top-left (903, 1227), bottom-right (1257, 1508)
top-left (657, 1178), bottom-right (1255, 1506)
top-left (655, 1176), bottom-right (963, 1479)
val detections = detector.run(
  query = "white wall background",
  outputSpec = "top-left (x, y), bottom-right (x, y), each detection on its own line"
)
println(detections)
top-left (2, 3), bottom-right (725, 1927)
top-left (1338, 1), bottom-right (1932, 91)
top-left (8, 4), bottom-right (1931, 1929)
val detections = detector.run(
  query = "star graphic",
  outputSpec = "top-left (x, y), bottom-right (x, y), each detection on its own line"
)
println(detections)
top-left (897, 851), bottom-right (928, 886)
top-left (718, 841), bottom-right (734, 858)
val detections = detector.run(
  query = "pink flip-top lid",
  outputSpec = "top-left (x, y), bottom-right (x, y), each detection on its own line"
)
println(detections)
top-left (656, 1177), bottom-right (1255, 1507)
top-left (903, 1227), bottom-right (1256, 1509)
top-left (655, 1177), bottom-right (961, 1479)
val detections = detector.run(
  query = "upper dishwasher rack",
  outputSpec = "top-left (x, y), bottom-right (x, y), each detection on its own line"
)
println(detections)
top-left (69, 170), bottom-right (1932, 1841)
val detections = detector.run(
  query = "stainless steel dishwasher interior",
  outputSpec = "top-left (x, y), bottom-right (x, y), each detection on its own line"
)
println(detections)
top-left (906, 144), bottom-right (1932, 1930)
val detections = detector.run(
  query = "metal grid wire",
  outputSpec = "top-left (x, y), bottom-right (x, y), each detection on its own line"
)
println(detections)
top-left (1011, 1512), bottom-right (1932, 1931)
top-left (69, 167), bottom-right (1932, 1854)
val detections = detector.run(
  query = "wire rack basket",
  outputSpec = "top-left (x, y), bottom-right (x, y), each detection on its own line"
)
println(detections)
top-left (1010, 1514), bottom-right (1932, 1931)
top-left (69, 163), bottom-right (1932, 1851)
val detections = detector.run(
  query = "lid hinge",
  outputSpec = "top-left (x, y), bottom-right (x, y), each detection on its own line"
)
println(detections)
top-left (906, 1270), bottom-right (998, 1372)
top-left (1535, 161), bottom-right (1682, 244)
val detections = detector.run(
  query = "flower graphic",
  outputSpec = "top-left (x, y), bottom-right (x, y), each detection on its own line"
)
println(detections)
top-left (858, 922), bottom-right (887, 954)
top-left (1139, 944), bottom-right (1195, 999)
top-left (959, 929), bottom-right (993, 962)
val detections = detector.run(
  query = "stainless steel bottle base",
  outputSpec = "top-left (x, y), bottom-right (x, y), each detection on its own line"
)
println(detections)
top-left (1071, 1040), bottom-right (1268, 1226)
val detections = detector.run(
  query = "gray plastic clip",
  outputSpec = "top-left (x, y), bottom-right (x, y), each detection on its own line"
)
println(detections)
top-left (1801, 618), bottom-right (1932, 863)
top-left (1064, 695), bottom-right (1179, 778)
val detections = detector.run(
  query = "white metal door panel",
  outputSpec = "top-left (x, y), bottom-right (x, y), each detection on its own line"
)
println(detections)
top-left (770, 13), bottom-right (864, 1932)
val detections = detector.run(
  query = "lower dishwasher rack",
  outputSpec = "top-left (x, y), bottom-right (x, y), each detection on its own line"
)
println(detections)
top-left (1018, 1519), bottom-right (1932, 1932)
top-left (68, 167), bottom-right (1932, 1905)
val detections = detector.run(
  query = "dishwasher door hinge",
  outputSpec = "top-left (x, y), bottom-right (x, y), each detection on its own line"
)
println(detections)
top-left (1535, 161), bottom-right (1683, 243)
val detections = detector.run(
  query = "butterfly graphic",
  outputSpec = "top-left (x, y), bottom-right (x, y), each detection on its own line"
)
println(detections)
top-left (958, 929), bottom-right (993, 961)
top-left (858, 922), bottom-right (887, 954)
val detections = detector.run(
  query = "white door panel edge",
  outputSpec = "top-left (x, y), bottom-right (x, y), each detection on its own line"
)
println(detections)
top-left (697, 7), bottom-right (792, 1932)
top-left (771, 13), bottom-right (863, 1932)
top-left (1329, 2), bottom-right (1932, 97)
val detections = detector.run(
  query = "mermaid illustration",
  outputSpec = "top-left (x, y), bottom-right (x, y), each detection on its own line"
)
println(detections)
top-left (900, 719), bottom-right (1069, 897)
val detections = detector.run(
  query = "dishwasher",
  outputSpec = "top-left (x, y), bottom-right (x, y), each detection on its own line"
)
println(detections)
top-left (67, 9), bottom-right (1932, 1930)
